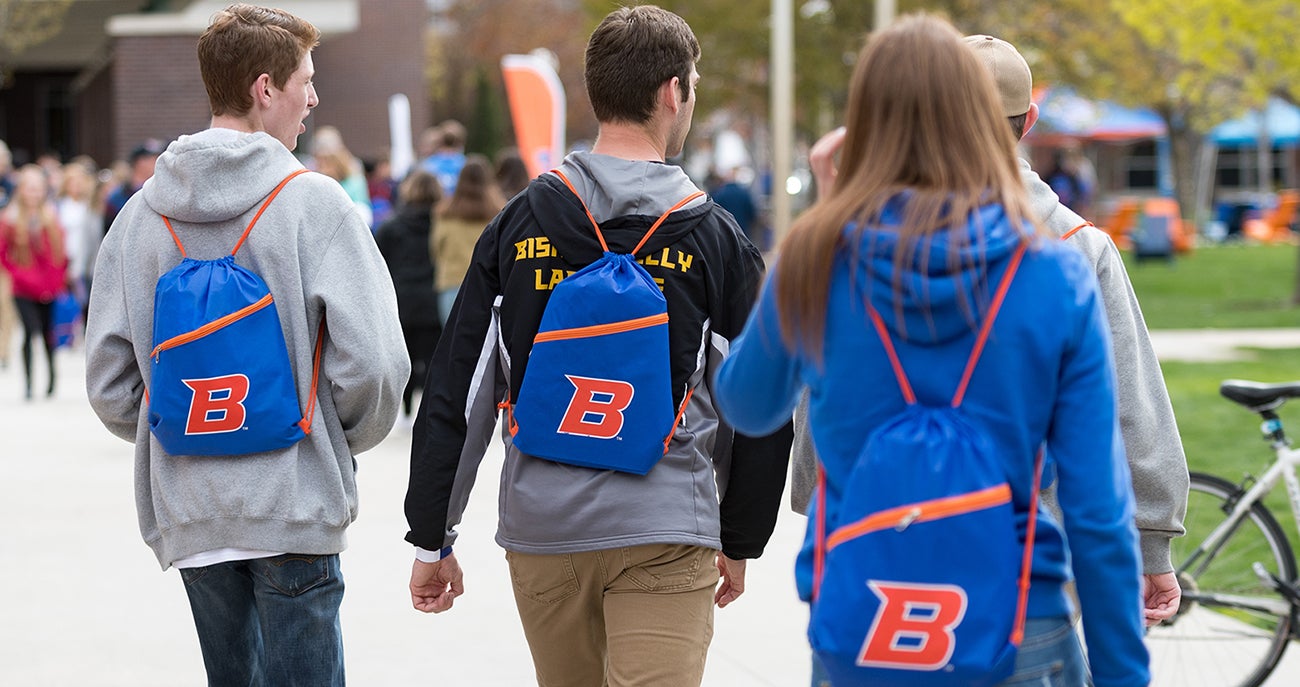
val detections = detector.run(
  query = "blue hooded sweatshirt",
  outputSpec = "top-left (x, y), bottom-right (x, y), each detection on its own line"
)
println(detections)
top-left (714, 198), bottom-right (1148, 687)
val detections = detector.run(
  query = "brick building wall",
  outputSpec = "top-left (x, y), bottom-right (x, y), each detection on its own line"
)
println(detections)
top-left (111, 35), bottom-right (209, 162)
top-left (108, 0), bottom-right (429, 165)
top-left (75, 66), bottom-right (116, 168)
top-left (311, 0), bottom-right (431, 163)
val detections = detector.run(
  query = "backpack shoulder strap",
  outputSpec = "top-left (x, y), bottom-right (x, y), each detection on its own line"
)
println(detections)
top-left (1013, 449), bottom-right (1045, 644)
top-left (297, 318), bottom-right (328, 435)
top-left (1061, 221), bottom-right (1093, 241)
top-left (634, 190), bottom-right (704, 255)
top-left (161, 168), bottom-right (310, 258)
top-left (866, 241), bottom-right (1028, 408)
top-left (550, 168), bottom-right (703, 256)
top-left (161, 216), bottom-right (187, 257)
top-left (950, 241), bottom-right (1027, 407)
top-left (551, 169), bottom-right (607, 251)
top-left (232, 168), bottom-right (311, 257)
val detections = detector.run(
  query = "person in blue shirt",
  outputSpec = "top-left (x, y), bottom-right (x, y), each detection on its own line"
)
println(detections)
top-left (710, 166), bottom-right (758, 242)
top-left (418, 119), bottom-right (466, 196)
top-left (103, 139), bottom-right (162, 234)
top-left (713, 14), bottom-right (1147, 687)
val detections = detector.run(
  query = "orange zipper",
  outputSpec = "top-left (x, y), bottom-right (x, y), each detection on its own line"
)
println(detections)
top-left (826, 483), bottom-right (1011, 551)
top-left (151, 293), bottom-right (275, 361)
top-left (533, 312), bottom-right (668, 344)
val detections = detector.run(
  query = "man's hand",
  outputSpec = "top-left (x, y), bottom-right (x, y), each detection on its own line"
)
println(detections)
top-left (808, 126), bottom-right (847, 202)
top-left (410, 553), bottom-right (464, 614)
top-left (1142, 571), bottom-right (1181, 626)
top-left (714, 554), bottom-right (747, 608)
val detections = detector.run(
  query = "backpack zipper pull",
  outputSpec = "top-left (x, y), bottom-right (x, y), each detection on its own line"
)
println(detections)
top-left (896, 507), bottom-right (922, 531)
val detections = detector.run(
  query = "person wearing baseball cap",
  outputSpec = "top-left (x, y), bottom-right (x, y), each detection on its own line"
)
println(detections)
top-left (961, 31), bottom-right (1187, 635)
top-left (102, 138), bottom-right (164, 235)
top-left (962, 35), bottom-right (1034, 121)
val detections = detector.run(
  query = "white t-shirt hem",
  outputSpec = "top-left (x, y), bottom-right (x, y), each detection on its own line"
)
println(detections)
top-left (173, 548), bottom-right (286, 569)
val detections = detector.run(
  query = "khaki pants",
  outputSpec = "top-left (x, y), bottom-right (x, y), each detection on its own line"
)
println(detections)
top-left (0, 271), bottom-right (16, 366)
top-left (506, 543), bottom-right (720, 687)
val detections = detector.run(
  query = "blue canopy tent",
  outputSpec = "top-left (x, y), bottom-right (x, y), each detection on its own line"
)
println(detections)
top-left (1029, 87), bottom-right (1168, 142)
top-left (1025, 87), bottom-right (1174, 197)
top-left (1210, 98), bottom-right (1300, 146)
top-left (1202, 98), bottom-right (1300, 240)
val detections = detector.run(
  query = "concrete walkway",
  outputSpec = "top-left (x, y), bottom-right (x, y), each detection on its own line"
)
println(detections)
top-left (2, 330), bottom-right (1299, 685)
top-left (0, 345), bottom-right (810, 686)
top-left (1148, 328), bottom-right (1300, 363)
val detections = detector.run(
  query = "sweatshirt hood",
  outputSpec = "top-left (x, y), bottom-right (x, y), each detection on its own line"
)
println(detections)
top-left (142, 128), bottom-right (306, 223)
top-left (524, 151), bottom-right (712, 265)
top-left (853, 193), bottom-right (1029, 345)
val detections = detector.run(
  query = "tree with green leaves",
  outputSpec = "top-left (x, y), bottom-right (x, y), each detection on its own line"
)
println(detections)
top-left (0, 0), bottom-right (73, 88)
top-left (427, 0), bottom-right (590, 152)
top-left (923, 0), bottom-right (1300, 231)
top-left (440, 2), bottom-right (1298, 226)
top-left (466, 66), bottom-right (507, 157)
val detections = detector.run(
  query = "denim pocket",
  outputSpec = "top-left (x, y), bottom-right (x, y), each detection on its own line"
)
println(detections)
top-left (506, 551), bottom-right (580, 605)
top-left (179, 566), bottom-right (210, 586)
top-left (254, 554), bottom-right (333, 598)
top-left (622, 545), bottom-right (714, 592)
top-left (1001, 617), bottom-right (1087, 687)
top-left (1001, 663), bottom-right (1066, 687)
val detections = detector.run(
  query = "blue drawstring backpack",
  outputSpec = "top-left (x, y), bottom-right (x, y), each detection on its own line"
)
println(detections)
top-left (50, 290), bottom-right (81, 349)
top-left (508, 170), bottom-right (702, 475)
top-left (147, 169), bottom-right (324, 457)
top-left (809, 243), bottom-right (1043, 687)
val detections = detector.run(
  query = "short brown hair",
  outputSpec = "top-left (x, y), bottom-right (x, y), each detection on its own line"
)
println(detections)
top-left (584, 6), bottom-right (700, 124)
top-left (397, 169), bottom-right (442, 208)
top-left (437, 120), bottom-right (466, 149)
top-left (1007, 112), bottom-right (1029, 140)
top-left (197, 4), bottom-right (320, 117)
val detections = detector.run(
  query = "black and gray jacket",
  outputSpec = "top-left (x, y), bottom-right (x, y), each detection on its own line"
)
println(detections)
top-left (405, 151), bottom-right (793, 559)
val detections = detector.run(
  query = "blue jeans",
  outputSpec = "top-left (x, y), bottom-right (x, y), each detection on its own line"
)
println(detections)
top-left (810, 617), bottom-right (1090, 687)
top-left (437, 288), bottom-right (458, 328)
top-left (180, 553), bottom-right (346, 687)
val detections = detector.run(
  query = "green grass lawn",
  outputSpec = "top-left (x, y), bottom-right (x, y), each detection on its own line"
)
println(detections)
top-left (1116, 243), bottom-right (1300, 549)
top-left (1123, 243), bottom-right (1300, 329)
top-left (1160, 348), bottom-right (1300, 552)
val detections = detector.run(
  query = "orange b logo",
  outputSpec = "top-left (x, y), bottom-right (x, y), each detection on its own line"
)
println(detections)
top-left (557, 375), bottom-right (635, 439)
top-left (183, 374), bottom-right (251, 435)
top-left (859, 581), bottom-right (967, 670)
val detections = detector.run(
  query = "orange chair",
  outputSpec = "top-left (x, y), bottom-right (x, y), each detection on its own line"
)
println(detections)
top-left (1102, 198), bottom-right (1140, 250)
top-left (1243, 191), bottom-right (1298, 244)
top-left (1141, 198), bottom-right (1195, 253)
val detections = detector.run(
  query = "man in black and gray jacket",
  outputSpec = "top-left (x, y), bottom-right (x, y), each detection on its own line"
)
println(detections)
top-left (404, 6), bottom-right (792, 686)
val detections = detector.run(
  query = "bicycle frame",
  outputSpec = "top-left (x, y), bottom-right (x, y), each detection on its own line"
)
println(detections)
top-left (1180, 412), bottom-right (1300, 618)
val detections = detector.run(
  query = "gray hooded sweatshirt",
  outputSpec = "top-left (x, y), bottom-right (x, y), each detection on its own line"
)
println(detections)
top-left (790, 159), bottom-right (1188, 573)
top-left (85, 128), bottom-right (409, 569)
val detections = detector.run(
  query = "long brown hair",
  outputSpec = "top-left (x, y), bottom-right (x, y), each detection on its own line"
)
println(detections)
top-left (774, 14), bottom-right (1043, 361)
top-left (439, 154), bottom-right (504, 223)
top-left (2, 165), bottom-right (64, 268)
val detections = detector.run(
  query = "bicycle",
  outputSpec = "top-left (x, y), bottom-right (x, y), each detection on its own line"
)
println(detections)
top-left (1146, 379), bottom-right (1300, 687)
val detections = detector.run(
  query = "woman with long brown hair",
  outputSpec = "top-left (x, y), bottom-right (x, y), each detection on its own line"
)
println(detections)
top-left (713, 15), bottom-right (1146, 687)
top-left (0, 164), bottom-right (68, 399)
top-left (431, 153), bottom-right (504, 325)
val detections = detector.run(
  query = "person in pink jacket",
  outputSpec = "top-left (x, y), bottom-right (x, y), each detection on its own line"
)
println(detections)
top-left (0, 164), bottom-right (67, 399)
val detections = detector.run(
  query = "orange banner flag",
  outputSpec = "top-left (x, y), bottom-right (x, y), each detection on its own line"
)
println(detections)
top-left (501, 52), bottom-right (566, 178)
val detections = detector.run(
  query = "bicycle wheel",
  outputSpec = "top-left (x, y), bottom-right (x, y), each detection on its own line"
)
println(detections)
top-left (1146, 472), bottom-right (1297, 687)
